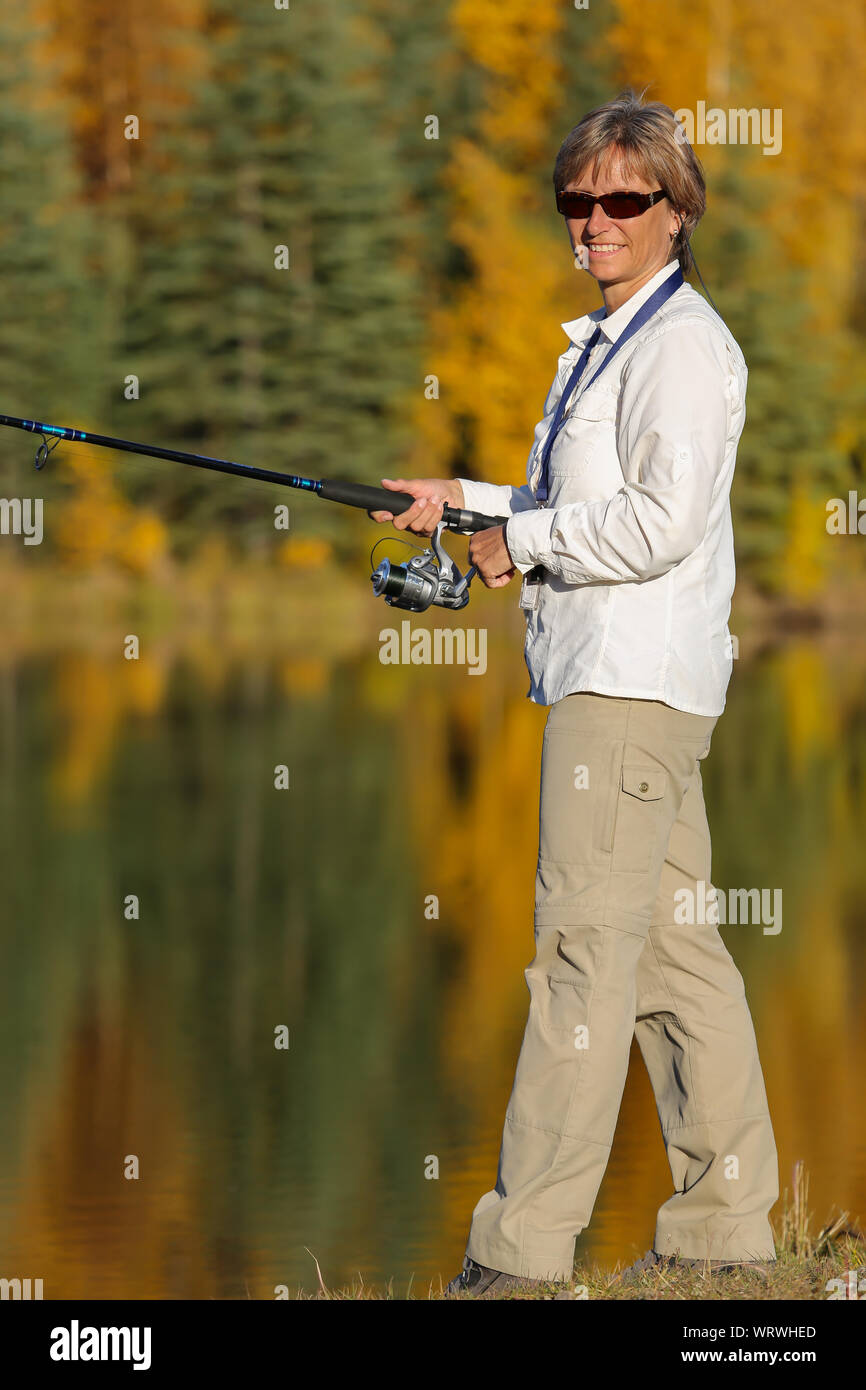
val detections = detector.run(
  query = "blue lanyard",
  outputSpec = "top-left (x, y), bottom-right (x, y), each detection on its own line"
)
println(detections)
top-left (536, 267), bottom-right (684, 502)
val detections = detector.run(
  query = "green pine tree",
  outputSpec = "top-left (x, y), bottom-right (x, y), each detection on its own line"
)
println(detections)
top-left (111, 0), bottom-right (427, 557)
top-left (0, 15), bottom-right (108, 496)
top-left (696, 150), bottom-right (851, 591)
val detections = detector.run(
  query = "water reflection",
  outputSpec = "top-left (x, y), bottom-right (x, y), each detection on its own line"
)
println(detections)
top-left (0, 618), bottom-right (863, 1296)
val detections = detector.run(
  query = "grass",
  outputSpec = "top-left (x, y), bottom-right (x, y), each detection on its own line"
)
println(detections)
top-left (288, 1163), bottom-right (865, 1300)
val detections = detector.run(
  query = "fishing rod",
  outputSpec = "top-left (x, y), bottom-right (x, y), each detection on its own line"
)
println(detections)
top-left (0, 412), bottom-right (509, 612)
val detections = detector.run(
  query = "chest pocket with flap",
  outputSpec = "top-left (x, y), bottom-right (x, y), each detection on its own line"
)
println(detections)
top-left (547, 383), bottom-right (620, 480)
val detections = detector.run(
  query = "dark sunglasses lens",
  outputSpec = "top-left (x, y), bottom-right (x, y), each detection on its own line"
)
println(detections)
top-left (601, 194), bottom-right (646, 218)
top-left (557, 192), bottom-right (594, 218)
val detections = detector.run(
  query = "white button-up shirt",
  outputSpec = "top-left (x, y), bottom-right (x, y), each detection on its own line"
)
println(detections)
top-left (457, 261), bottom-right (746, 716)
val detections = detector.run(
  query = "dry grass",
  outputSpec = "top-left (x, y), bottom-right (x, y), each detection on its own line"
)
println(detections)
top-left (288, 1162), bottom-right (865, 1300)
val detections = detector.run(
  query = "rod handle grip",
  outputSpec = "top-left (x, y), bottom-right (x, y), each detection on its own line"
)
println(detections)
top-left (318, 478), bottom-right (507, 533)
top-left (319, 477), bottom-right (417, 514)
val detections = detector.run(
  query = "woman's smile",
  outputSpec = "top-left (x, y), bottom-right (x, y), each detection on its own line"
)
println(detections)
top-left (585, 242), bottom-right (625, 258)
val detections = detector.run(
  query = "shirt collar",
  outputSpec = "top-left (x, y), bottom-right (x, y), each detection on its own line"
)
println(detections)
top-left (560, 260), bottom-right (682, 349)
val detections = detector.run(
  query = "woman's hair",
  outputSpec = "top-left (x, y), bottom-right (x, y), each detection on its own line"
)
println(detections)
top-left (553, 89), bottom-right (706, 274)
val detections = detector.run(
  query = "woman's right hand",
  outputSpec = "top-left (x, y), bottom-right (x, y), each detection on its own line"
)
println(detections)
top-left (367, 477), bottom-right (465, 537)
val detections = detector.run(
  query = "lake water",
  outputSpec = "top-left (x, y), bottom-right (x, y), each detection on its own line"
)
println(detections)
top-left (0, 596), bottom-right (863, 1297)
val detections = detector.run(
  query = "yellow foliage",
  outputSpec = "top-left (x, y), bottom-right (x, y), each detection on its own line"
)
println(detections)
top-left (53, 487), bottom-right (168, 577)
top-left (278, 656), bottom-right (330, 696)
top-left (44, 438), bottom-right (167, 575)
top-left (123, 654), bottom-right (169, 718)
top-left (608, 0), bottom-right (866, 327)
top-left (117, 512), bottom-right (169, 576)
top-left (427, 145), bottom-right (573, 481)
top-left (50, 655), bottom-right (123, 806)
top-left (53, 494), bottom-right (130, 570)
top-left (779, 486), bottom-right (832, 602)
top-left (277, 536), bottom-right (333, 569)
top-left (452, 0), bottom-right (563, 159)
top-left (414, 0), bottom-right (599, 489)
top-left (778, 641), bottom-right (836, 776)
top-left (607, 0), bottom-right (722, 99)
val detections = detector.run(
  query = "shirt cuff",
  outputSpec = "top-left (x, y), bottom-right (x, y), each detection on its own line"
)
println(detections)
top-left (505, 508), bottom-right (554, 575)
top-left (456, 476), bottom-right (510, 518)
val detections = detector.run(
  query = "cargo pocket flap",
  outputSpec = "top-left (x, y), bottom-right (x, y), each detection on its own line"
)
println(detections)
top-left (621, 765), bottom-right (666, 800)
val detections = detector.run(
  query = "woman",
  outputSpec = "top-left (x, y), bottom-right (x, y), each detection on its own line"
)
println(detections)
top-left (371, 90), bottom-right (778, 1295)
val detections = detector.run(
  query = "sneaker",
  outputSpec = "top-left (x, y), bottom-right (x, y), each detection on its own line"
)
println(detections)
top-left (614, 1249), bottom-right (678, 1286)
top-left (685, 1257), bottom-right (775, 1276)
top-left (615, 1249), bottom-right (774, 1286)
top-left (443, 1255), bottom-right (542, 1299)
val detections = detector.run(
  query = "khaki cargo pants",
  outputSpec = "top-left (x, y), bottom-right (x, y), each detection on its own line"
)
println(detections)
top-left (466, 693), bottom-right (778, 1280)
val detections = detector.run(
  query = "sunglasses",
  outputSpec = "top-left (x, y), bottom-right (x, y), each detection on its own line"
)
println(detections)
top-left (556, 188), bottom-right (669, 220)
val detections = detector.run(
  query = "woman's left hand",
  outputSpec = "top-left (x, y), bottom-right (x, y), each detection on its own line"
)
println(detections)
top-left (468, 525), bottom-right (516, 588)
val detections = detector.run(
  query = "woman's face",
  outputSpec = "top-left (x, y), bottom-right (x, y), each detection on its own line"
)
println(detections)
top-left (564, 148), bottom-right (682, 297)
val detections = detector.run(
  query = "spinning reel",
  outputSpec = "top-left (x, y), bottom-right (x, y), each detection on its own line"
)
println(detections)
top-left (370, 523), bottom-right (477, 612)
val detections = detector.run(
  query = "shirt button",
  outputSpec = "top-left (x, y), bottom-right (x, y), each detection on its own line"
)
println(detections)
top-left (639, 781), bottom-right (649, 792)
